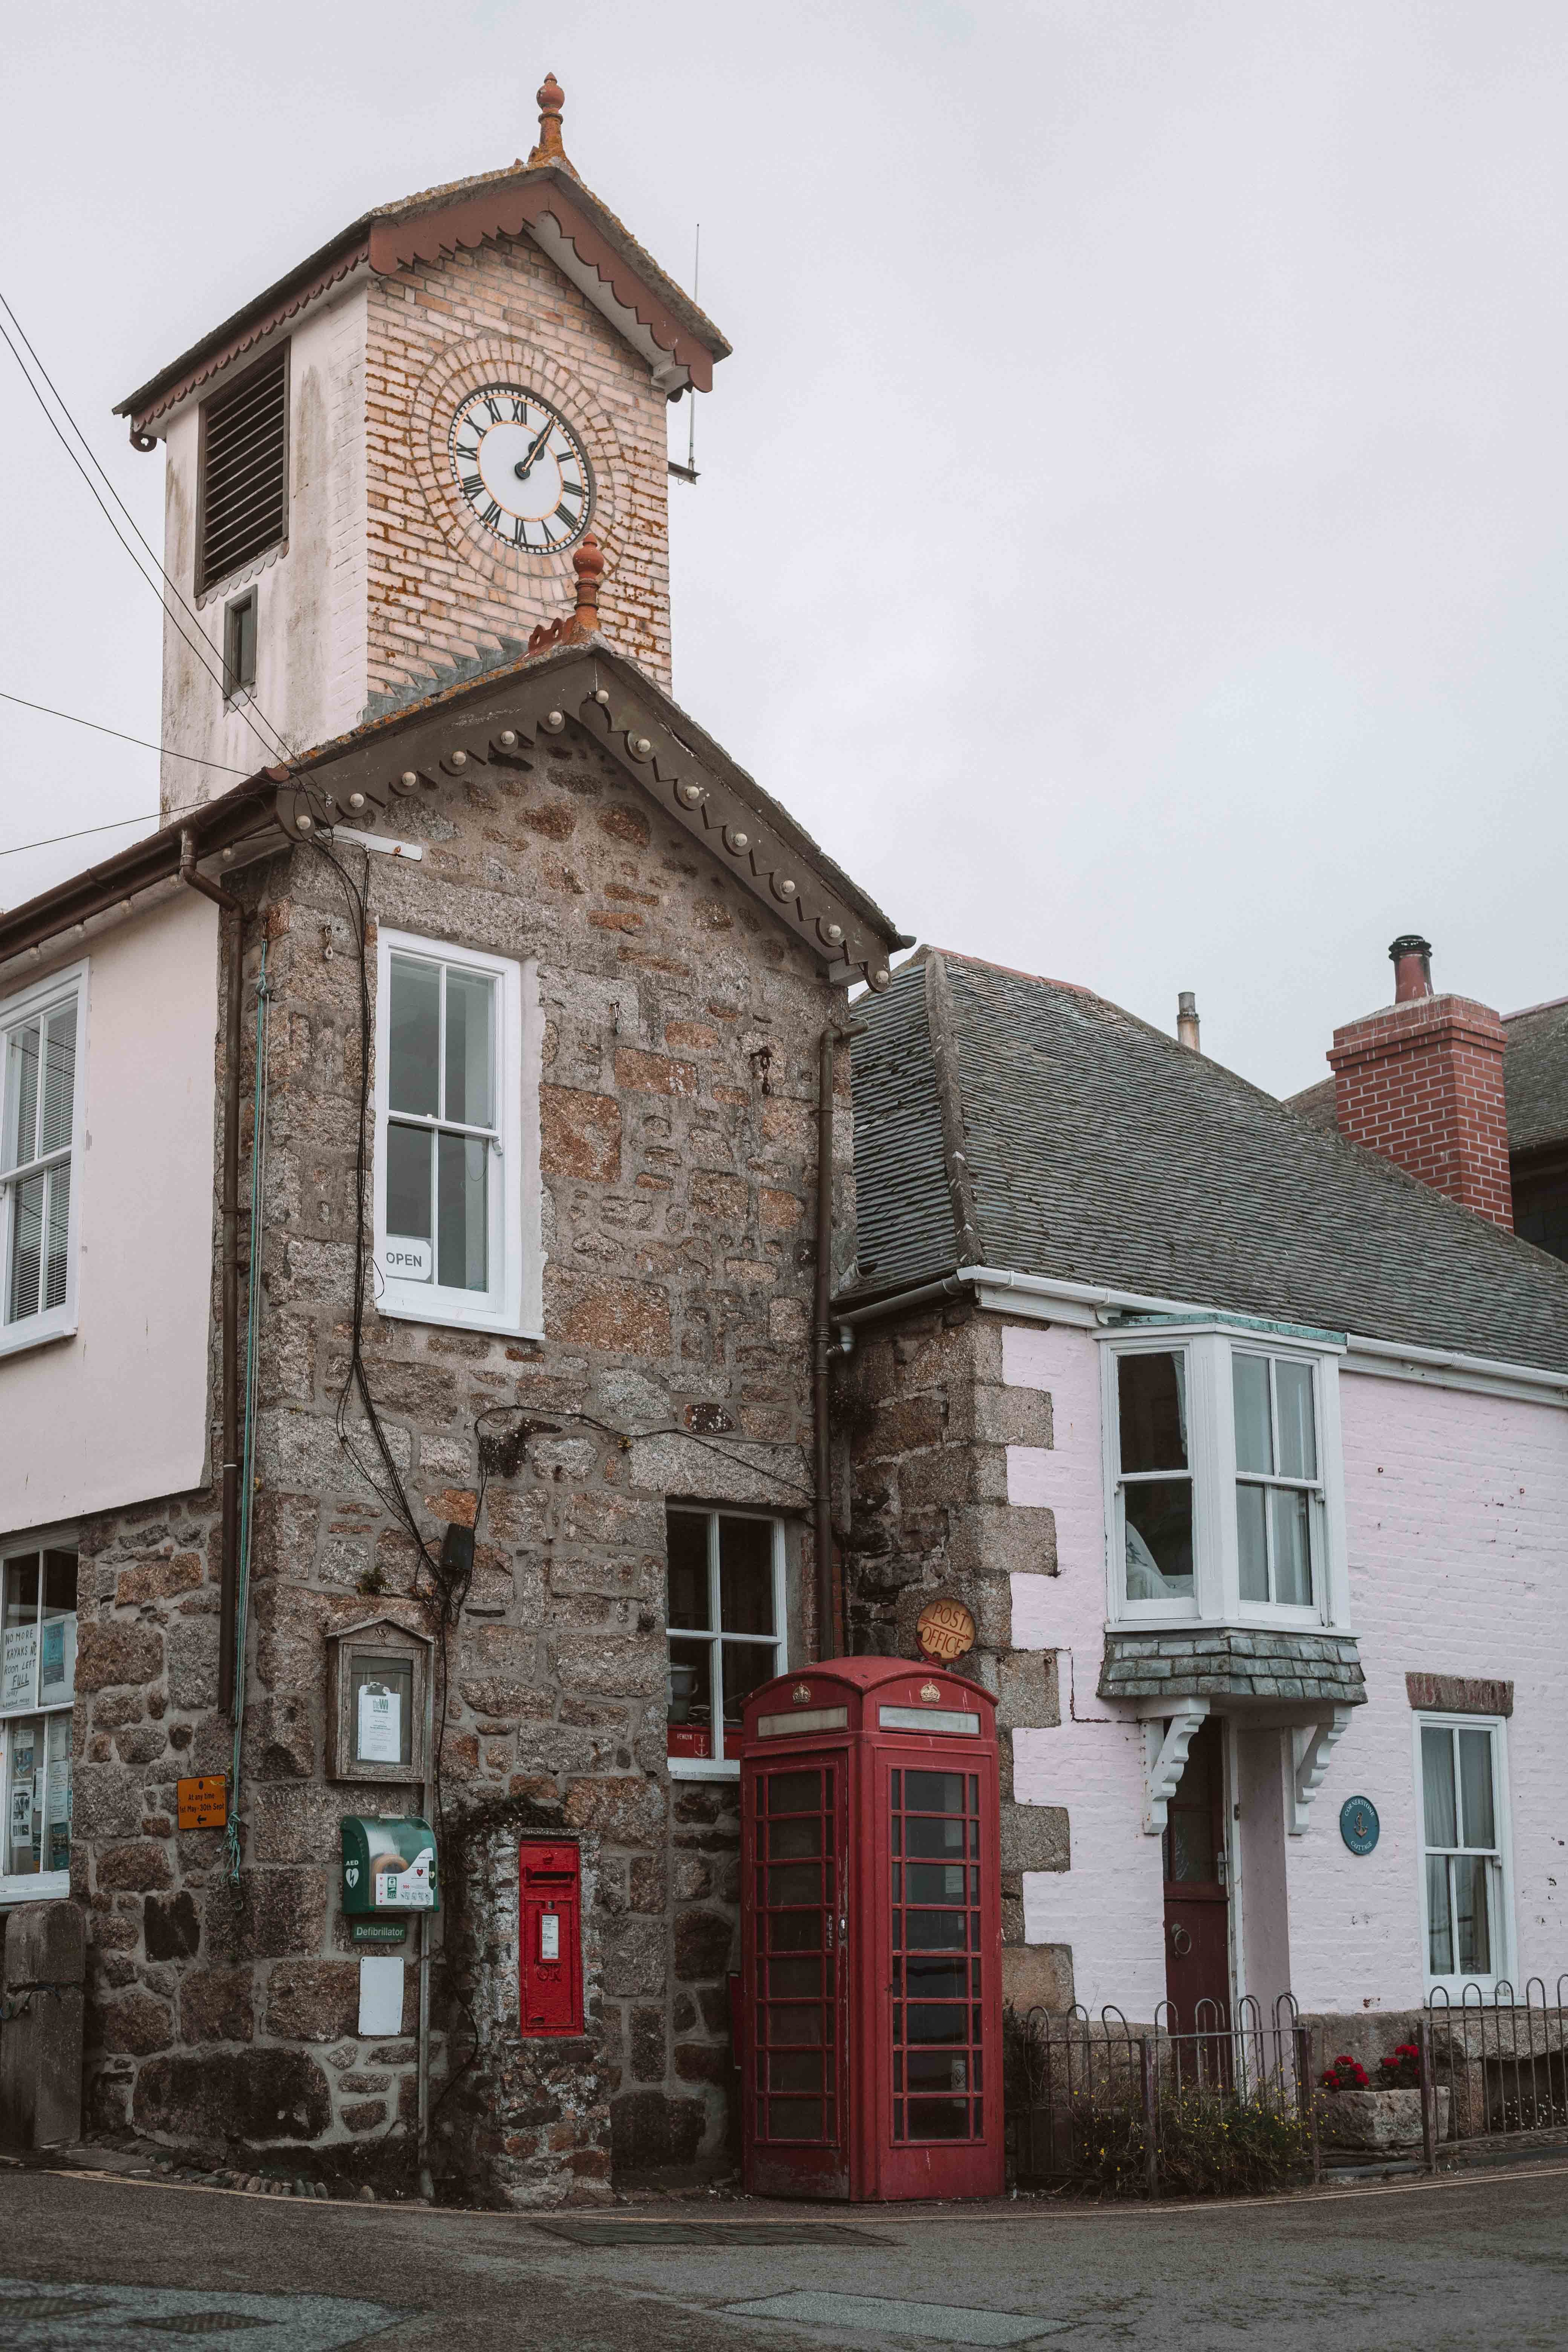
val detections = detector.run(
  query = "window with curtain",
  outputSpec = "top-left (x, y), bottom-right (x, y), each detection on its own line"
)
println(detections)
top-left (1420, 1717), bottom-right (1507, 1986)
top-left (1231, 1352), bottom-right (1321, 1607)
top-left (1, 969), bottom-right (82, 1352)
top-left (1115, 1349), bottom-right (1194, 1603)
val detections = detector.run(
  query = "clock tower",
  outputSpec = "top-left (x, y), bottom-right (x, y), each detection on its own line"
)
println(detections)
top-left (115, 78), bottom-right (728, 810)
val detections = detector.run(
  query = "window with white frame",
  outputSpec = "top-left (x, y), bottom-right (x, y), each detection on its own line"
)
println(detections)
top-left (1418, 1715), bottom-right (1510, 1988)
top-left (665, 1508), bottom-right (787, 1773)
top-left (1103, 1327), bottom-right (1346, 1628)
top-left (1, 966), bottom-right (84, 1355)
top-left (373, 930), bottom-right (539, 1336)
top-left (1, 1545), bottom-right (78, 1899)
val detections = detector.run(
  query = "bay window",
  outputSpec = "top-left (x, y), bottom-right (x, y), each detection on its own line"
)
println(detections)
top-left (1103, 1325), bottom-right (1346, 1628)
top-left (1418, 1715), bottom-right (1511, 1991)
top-left (373, 930), bottom-right (541, 1337)
top-left (1, 965), bottom-right (84, 1357)
top-left (1, 1545), bottom-right (78, 1901)
top-left (666, 1508), bottom-right (787, 1778)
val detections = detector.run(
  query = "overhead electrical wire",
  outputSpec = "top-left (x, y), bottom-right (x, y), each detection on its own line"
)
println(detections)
top-left (0, 688), bottom-right (253, 771)
top-left (0, 289), bottom-right (297, 772)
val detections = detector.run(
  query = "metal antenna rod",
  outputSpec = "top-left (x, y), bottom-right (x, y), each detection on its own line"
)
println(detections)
top-left (669, 224), bottom-right (701, 485)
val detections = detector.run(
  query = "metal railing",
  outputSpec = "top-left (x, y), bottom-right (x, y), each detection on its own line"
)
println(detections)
top-left (1008, 1996), bottom-right (1318, 2197)
top-left (1421, 1980), bottom-right (1568, 2165)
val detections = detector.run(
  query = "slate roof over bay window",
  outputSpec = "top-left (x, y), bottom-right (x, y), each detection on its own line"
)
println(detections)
top-left (845, 949), bottom-right (1568, 1376)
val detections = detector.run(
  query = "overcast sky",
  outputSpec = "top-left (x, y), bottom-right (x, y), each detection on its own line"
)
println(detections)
top-left (3, 2), bottom-right (1565, 1095)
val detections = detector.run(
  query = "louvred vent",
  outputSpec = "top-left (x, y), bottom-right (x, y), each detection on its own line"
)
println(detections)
top-left (199, 346), bottom-right (288, 592)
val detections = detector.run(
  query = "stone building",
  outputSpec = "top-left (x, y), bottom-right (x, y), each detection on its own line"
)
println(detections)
top-left (0, 82), bottom-right (902, 2202)
top-left (836, 945), bottom-right (1568, 2045)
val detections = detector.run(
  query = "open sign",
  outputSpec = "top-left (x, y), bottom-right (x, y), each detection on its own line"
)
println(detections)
top-left (383, 1237), bottom-right (433, 1282)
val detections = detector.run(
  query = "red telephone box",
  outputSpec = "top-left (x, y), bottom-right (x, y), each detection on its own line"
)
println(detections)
top-left (519, 1840), bottom-right (583, 2037)
top-left (738, 1657), bottom-right (1003, 2202)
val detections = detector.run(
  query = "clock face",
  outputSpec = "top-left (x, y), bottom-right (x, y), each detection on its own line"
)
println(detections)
top-left (449, 386), bottom-right (591, 553)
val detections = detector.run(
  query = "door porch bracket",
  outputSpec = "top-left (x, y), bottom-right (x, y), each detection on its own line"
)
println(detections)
top-left (1138, 1700), bottom-right (1210, 1836)
top-left (1289, 1708), bottom-right (1354, 1836)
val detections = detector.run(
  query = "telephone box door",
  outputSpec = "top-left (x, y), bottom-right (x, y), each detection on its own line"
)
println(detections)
top-left (744, 1756), bottom-right (850, 2197)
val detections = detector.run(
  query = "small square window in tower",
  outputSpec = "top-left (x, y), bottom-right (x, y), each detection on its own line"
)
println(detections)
top-left (197, 346), bottom-right (289, 594)
top-left (223, 592), bottom-right (257, 698)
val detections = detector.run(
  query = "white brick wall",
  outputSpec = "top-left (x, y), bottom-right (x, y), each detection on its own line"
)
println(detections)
top-left (998, 1316), bottom-right (1568, 2017)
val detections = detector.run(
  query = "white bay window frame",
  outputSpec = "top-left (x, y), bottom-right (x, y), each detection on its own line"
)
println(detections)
top-left (1098, 1324), bottom-right (1350, 1632)
top-left (372, 929), bottom-right (542, 1339)
top-left (0, 961), bottom-right (87, 1361)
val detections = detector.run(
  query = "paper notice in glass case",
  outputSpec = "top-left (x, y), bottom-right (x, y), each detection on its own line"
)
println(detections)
top-left (358, 1684), bottom-right (402, 1764)
top-left (2, 1624), bottom-right (37, 1711)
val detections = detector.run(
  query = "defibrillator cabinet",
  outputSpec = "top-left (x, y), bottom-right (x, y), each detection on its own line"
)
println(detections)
top-left (738, 1657), bottom-right (1003, 2203)
top-left (340, 1816), bottom-right (440, 1916)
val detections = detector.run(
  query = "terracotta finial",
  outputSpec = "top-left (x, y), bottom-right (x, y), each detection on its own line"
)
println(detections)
top-left (527, 73), bottom-right (569, 169)
top-left (527, 536), bottom-right (609, 656)
top-left (573, 536), bottom-right (605, 629)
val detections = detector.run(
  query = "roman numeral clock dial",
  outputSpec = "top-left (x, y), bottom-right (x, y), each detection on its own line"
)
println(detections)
top-left (448, 386), bottom-right (591, 553)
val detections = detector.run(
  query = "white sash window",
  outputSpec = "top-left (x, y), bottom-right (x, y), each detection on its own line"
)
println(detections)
top-left (1, 964), bottom-right (85, 1357)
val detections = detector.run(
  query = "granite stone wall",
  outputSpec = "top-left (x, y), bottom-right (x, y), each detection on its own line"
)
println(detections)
top-left (64, 705), bottom-right (848, 2185)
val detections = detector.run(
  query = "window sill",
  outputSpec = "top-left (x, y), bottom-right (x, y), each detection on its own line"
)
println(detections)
top-left (666, 1756), bottom-right (740, 1782)
top-left (1106, 1608), bottom-right (1348, 1636)
top-left (0, 1871), bottom-right (69, 1908)
top-left (375, 1299), bottom-right (543, 1344)
top-left (0, 1314), bottom-right (77, 1364)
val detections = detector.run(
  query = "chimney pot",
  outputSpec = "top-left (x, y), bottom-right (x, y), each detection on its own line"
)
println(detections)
top-left (1176, 991), bottom-right (1201, 1052)
top-left (1389, 933), bottom-right (1433, 1004)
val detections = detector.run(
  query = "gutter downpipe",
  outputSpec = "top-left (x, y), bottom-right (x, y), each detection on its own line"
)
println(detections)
top-left (180, 831), bottom-right (243, 1716)
top-left (814, 1018), bottom-right (867, 1661)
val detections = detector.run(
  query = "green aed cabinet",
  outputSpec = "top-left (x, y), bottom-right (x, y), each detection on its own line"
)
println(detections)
top-left (341, 1816), bottom-right (440, 1917)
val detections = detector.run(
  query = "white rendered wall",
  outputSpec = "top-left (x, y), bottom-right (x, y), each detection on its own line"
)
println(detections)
top-left (157, 282), bottom-right (369, 810)
top-left (998, 1316), bottom-right (1568, 2017)
top-left (0, 895), bottom-right (218, 1532)
top-left (1285, 1372), bottom-right (1568, 2011)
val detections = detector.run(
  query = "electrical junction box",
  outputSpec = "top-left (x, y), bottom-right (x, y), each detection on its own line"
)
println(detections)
top-left (519, 1841), bottom-right (582, 2037)
top-left (341, 1816), bottom-right (439, 1920)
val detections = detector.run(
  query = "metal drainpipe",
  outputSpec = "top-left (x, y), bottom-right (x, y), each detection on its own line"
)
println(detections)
top-left (417, 1650), bottom-right (435, 2202)
top-left (813, 1016), bottom-right (867, 1662)
top-left (179, 831), bottom-right (243, 1716)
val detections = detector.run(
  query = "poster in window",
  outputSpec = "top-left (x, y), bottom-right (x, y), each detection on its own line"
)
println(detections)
top-left (40, 1616), bottom-right (75, 1704)
top-left (2, 1624), bottom-right (38, 1711)
top-left (9, 1784), bottom-right (32, 1847)
top-left (357, 1684), bottom-right (403, 1765)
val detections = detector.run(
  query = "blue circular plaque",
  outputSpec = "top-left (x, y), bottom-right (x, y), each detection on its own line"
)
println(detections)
top-left (1340, 1795), bottom-right (1380, 1854)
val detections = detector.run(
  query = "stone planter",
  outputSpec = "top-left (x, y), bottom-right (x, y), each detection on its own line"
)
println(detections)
top-left (1321, 2087), bottom-right (1449, 2151)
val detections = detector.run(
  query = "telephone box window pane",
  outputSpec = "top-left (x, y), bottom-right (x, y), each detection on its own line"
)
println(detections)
top-left (906, 1772), bottom-right (965, 1815)
top-left (909, 2098), bottom-right (969, 2139)
top-left (769, 1911), bottom-right (822, 1952)
top-left (767, 1958), bottom-right (822, 1997)
top-left (971, 1960), bottom-right (982, 1995)
top-left (769, 1772), bottom-right (821, 1815)
top-left (389, 957), bottom-right (440, 1117)
top-left (906, 1816), bottom-right (965, 1860)
top-left (719, 1516), bottom-right (775, 1634)
top-left (906, 1910), bottom-right (967, 1951)
top-left (769, 1816), bottom-right (821, 1860)
top-left (906, 1958), bottom-right (966, 2000)
top-left (769, 2100), bottom-right (822, 2139)
top-left (890, 1771), bottom-right (901, 1806)
top-left (768, 2006), bottom-right (824, 2046)
top-left (767, 1862), bottom-right (822, 1907)
top-left (893, 2104), bottom-right (904, 2140)
top-left (1118, 1350), bottom-right (1188, 1472)
top-left (890, 1863), bottom-right (901, 1901)
top-left (907, 1863), bottom-right (967, 1905)
top-left (907, 2004), bottom-right (967, 2043)
top-left (769, 2050), bottom-right (824, 2092)
top-left (666, 1513), bottom-right (709, 1630)
top-left (968, 1777), bottom-right (978, 1813)
top-left (908, 2052), bottom-right (970, 2090)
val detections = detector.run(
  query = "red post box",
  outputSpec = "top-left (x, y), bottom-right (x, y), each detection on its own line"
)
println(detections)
top-left (738, 1658), bottom-right (1003, 2202)
top-left (519, 1840), bottom-right (583, 2037)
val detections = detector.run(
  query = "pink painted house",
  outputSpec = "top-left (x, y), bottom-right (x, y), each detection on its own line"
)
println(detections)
top-left (836, 944), bottom-right (1568, 2063)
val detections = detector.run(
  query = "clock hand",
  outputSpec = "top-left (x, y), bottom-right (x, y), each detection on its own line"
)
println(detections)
top-left (513, 420), bottom-right (556, 482)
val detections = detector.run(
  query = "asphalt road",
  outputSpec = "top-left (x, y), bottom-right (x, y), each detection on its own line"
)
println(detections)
top-left (2, 2160), bottom-right (1566, 2351)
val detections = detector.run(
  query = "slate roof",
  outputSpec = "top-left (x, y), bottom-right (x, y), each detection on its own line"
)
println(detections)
top-left (846, 949), bottom-right (1568, 1375)
top-left (1286, 994), bottom-right (1568, 1159)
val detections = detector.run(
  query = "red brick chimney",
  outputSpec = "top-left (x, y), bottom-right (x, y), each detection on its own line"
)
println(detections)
top-left (1326, 935), bottom-right (1513, 1229)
